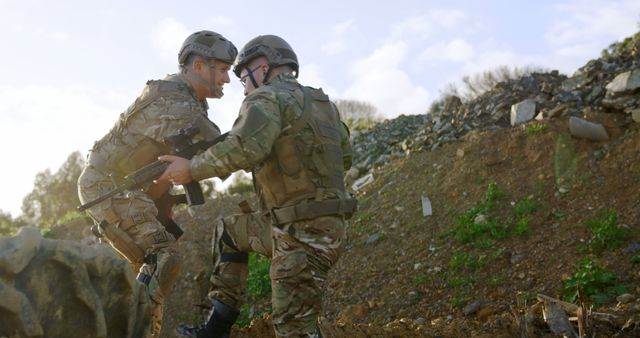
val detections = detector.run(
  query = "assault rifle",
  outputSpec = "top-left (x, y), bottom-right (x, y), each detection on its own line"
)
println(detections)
top-left (78, 126), bottom-right (227, 213)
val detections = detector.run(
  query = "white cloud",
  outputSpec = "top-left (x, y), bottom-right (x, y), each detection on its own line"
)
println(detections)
top-left (390, 9), bottom-right (468, 40)
top-left (151, 17), bottom-right (190, 61)
top-left (343, 41), bottom-right (430, 117)
top-left (419, 38), bottom-right (475, 62)
top-left (321, 19), bottom-right (355, 55)
top-left (546, 0), bottom-right (640, 68)
top-left (298, 63), bottom-right (339, 97)
top-left (0, 85), bottom-right (130, 216)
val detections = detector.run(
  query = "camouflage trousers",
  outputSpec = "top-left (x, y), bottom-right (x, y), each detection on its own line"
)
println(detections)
top-left (210, 208), bottom-right (346, 338)
top-left (78, 167), bottom-right (181, 307)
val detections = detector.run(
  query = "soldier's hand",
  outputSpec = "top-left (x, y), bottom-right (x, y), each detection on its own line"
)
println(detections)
top-left (157, 155), bottom-right (194, 185)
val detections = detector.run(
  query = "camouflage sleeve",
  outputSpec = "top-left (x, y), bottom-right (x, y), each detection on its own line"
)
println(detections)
top-left (190, 90), bottom-right (283, 181)
top-left (128, 95), bottom-right (218, 145)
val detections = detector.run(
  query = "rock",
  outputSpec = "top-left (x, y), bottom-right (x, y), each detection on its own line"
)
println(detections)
top-left (352, 173), bottom-right (374, 191)
top-left (623, 243), bottom-right (640, 254)
top-left (365, 234), bottom-right (382, 245)
top-left (510, 99), bottom-right (537, 126)
top-left (616, 293), bottom-right (635, 304)
top-left (510, 254), bottom-right (524, 264)
top-left (414, 263), bottom-right (423, 271)
top-left (631, 109), bottom-right (640, 122)
top-left (421, 195), bottom-right (432, 216)
top-left (569, 116), bottom-right (609, 141)
top-left (463, 301), bottom-right (481, 316)
top-left (606, 69), bottom-right (640, 94)
top-left (474, 214), bottom-right (488, 224)
top-left (456, 149), bottom-right (465, 157)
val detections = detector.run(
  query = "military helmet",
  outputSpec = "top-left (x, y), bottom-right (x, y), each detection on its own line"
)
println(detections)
top-left (178, 30), bottom-right (238, 66)
top-left (233, 35), bottom-right (299, 77)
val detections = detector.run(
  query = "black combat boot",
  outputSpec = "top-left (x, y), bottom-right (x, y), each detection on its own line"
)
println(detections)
top-left (176, 299), bottom-right (239, 338)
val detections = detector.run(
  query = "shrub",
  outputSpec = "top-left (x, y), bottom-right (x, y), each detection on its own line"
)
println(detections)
top-left (562, 257), bottom-right (626, 305)
top-left (586, 209), bottom-right (628, 252)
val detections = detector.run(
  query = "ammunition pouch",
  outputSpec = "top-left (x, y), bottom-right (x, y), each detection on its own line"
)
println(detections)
top-left (270, 198), bottom-right (357, 225)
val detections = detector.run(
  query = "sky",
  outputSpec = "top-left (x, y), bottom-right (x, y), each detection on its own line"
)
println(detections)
top-left (0, 0), bottom-right (638, 216)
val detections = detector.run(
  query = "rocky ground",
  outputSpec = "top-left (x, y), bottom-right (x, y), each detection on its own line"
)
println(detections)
top-left (32, 31), bottom-right (640, 337)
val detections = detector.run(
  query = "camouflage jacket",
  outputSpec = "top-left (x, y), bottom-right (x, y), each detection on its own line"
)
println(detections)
top-left (87, 73), bottom-right (222, 179)
top-left (190, 73), bottom-right (353, 209)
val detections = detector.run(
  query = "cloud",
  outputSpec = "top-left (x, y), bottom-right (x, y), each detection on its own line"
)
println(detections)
top-left (390, 9), bottom-right (468, 41)
top-left (343, 41), bottom-right (430, 117)
top-left (298, 63), bottom-right (339, 98)
top-left (546, 0), bottom-right (640, 68)
top-left (419, 38), bottom-right (475, 63)
top-left (321, 19), bottom-right (355, 55)
top-left (151, 17), bottom-right (190, 61)
top-left (0, 84), bottom-right (130, 215)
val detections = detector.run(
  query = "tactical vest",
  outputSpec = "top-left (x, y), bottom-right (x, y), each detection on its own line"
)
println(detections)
top-left (89, 75), bottom-right (220, 177)
top-left (253, 82), bottom-right (347, 213)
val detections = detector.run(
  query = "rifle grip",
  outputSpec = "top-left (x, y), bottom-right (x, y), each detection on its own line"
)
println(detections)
top-left (184, 182), bottom-right (205, 206)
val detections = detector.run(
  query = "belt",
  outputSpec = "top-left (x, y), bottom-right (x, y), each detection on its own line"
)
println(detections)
top-left (270, 198), bottom-right (357, 225)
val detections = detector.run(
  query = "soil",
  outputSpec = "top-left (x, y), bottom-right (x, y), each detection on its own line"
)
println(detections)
top-left (156, 112), bottom-right (640, 337)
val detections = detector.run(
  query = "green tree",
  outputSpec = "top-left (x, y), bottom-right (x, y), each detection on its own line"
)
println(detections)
top-left (0, 209), bottom-right (16, 236)
top-left (21, 151), bottom-right (84, 227)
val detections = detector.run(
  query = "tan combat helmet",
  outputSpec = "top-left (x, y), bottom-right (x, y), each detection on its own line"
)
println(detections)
top-left (178, 30), bottom-right (237, 66)
top-left (233, 35), bottom-right (299, 78)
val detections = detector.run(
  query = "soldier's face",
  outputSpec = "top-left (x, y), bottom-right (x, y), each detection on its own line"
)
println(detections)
top-left (206, 60), bottom-right (232, 98)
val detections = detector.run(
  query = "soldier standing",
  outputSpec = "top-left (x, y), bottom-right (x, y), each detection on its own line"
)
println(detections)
top-left (77, 30), bottom-right (237, 337)
top-left (160, 35), bottom-right (356, 338)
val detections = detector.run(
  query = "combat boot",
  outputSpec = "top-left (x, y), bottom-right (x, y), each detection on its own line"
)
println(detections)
top-left (176, 299), bottom-right (239, 338)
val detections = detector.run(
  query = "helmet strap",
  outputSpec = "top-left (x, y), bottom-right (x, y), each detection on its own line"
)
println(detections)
top-left (245, 65), bottom-right (260, 89)
top-left (263, 64), bottom-right (274, 84)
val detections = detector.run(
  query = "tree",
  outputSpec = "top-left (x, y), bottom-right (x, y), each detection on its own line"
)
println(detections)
top-left (21, 151), bottom-right (84, 227)
top-left (0, 209), bottom-right (15, 236)
top-left (335, 99), bottom-right (381, 132)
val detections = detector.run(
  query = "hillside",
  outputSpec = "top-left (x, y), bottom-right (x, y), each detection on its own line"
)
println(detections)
top-left (9, 31), bottom-right (639, 337)
top-left (158, 32), bottom-right (640, 337)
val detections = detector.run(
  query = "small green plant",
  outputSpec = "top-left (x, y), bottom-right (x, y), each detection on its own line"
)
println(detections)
top-left (514, 198), bottom-right (537, 217)
top-left (586, 209), bottom-right (628, 252)
top-left (453, 182), bottom-right (509, 246)
top-left (562, 257), bottom-right (626, 305)
top-left (237, 253), bottom-right (272, 327)
top-left (414, 274), bottom-right (427, 285)
top-left (526, 123), bottom-right (549, 134)
top-left (449, 252), bottom-right (487, 273)
top-left (514, 216), bottom-right (531, 235)
top-left (512, 197), bottom-right (537, 235)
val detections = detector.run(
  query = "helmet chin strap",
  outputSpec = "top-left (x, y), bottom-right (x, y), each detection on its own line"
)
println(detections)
top-left (245, 64), bottom-right (272, 89)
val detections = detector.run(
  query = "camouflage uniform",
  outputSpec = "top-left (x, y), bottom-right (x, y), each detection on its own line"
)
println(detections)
top-left (77, 73), bottom-right (222, 334)
top-left (190, 72), bottom-right (354, 337)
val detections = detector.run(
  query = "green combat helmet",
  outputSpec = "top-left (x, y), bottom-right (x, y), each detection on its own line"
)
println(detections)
top-left (233, 34), bottom-right (299, 78)
top-left (178, 30), bottom-right (237, 65)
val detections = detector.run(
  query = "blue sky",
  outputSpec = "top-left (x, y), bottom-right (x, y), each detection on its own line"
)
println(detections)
top-left (0, 0), bottom-right (638, 216)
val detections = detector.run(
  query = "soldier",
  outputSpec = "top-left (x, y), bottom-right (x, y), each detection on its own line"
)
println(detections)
top-left (160, 35), bottom-right (356, 338)
top-left (77, 30), bottom-right (237, 337)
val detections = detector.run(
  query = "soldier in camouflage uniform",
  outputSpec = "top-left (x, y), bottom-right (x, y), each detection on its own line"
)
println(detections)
top-left (77, 30), bottom-right (237, 338)
top-left (161, 35), bottom-right (356, 338)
